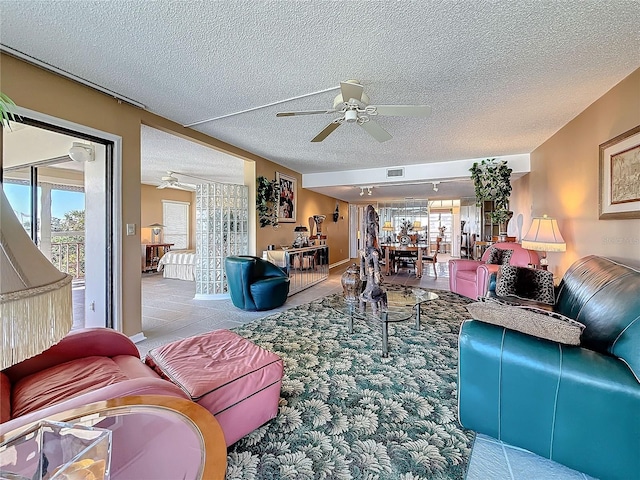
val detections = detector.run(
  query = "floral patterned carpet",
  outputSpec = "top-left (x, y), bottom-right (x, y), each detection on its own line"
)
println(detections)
top-left (226, 286), bottom-right (475, 480)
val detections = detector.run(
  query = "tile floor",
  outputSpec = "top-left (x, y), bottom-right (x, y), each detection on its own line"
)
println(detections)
top-left (136, 259), bottom-right (597, 480)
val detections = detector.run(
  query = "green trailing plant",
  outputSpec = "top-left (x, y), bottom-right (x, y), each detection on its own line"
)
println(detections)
top-left (470, 158), bottom-right (513, 231)
top-left (256, 176), bottom-right (280, 228)
top-left (489, 209), bottom-right (512, 226)
top-left (0, 92), bottom-right (20, 128)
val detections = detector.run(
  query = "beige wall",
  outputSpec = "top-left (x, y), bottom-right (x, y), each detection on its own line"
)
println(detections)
top-left (510, 67), bottom-right (640, 278)
top-left (255, 160), bottom-right (351, 265)
top-left (140, 184), bottom-right (195, 248)
top-left (1, 53), bottom-right (349, 336)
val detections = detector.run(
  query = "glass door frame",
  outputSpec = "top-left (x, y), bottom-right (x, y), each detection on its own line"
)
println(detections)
top-left (2, 106), bottom-right (122, 331)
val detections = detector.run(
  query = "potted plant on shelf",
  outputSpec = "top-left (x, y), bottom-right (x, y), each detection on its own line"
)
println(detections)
top-left (470, 159), bottom-right (513, 241)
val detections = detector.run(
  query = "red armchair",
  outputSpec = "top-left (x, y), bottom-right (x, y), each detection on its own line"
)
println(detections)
top-left (448, 242), bottom-right (540, 300)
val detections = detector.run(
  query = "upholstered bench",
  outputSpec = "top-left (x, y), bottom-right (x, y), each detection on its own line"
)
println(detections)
top-left (145, 330), bottom-right (283, 446)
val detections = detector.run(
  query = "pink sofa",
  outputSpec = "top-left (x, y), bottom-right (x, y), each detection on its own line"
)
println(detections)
top-left (0, 328), bottom-right (188, 435)
top-left (1, 328), bottom-right (284, 447)
top-left (448, 242), bottom-right (540, 300)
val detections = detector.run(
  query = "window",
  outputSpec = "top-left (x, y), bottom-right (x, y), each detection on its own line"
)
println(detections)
top-left (162, 200), bottom-right (189, 249)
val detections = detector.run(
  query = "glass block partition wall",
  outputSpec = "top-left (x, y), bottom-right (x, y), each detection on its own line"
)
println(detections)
top-left (195, 183), bottom-right (249, 298)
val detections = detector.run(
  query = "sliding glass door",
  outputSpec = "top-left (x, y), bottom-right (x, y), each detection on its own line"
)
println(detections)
top-left (2, 118), bottom-right (113, 329)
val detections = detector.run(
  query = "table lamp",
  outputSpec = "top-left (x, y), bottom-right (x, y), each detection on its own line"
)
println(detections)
top-left (521, 214), bottom-right (566, 270)
top-left (1, 188), bottom-right (73, 369)
top-left (382, 221), bottom-right (394, 243)
top-left (148, 223), bottom-right (164, 243)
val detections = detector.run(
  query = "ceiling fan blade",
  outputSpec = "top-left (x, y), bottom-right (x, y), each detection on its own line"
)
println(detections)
top-left (368, 105), bottom-right (432, 117)
top-left (276, 109), bottom-right (337, 117)
top-left (340, 81), bottom-right (364, 103)
top-left (311, 121), bottom-right (341, 142)
top-left (157, 182), bottom-right (169, 190)
top-left (173, 183), bottom-right (195, 192)
top-left (359, 120), bottom-right (393, 142)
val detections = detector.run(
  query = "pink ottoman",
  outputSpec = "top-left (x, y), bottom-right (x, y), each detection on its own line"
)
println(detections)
top-left (145, 330), bottom-right (283, 446)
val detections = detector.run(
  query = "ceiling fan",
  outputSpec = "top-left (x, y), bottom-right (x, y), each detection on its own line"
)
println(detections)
top-left (156, 172), bottom-right (195, 191)
top-left (276, 80), bottom-right (432, 143)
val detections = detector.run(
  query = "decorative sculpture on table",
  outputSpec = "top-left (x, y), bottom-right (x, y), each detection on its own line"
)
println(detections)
top-left (313, 214), bottom-right (327, 244)
top-left (359, 204), bottom-right (387, 311)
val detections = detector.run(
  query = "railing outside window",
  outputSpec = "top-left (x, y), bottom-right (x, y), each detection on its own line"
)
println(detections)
top-left (51, 232), bottom-right (85, 279)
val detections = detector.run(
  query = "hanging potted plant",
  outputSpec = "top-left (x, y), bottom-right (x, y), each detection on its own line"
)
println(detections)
top-left (256, 176), bottom-right (280, 228)
top-left (470, 159), bottom-right (513, 240)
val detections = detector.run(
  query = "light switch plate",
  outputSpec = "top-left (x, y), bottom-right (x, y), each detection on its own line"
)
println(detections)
top-left (126, 224), bottom-right (136, 236)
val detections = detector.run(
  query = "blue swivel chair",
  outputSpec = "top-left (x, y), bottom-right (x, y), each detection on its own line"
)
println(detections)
top-left (225, 255), bottom-right (290, 311)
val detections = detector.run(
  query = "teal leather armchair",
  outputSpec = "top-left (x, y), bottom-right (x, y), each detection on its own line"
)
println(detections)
top-left (458, 256), bottom-right (640, 480)
top-left (225, 255), bottom-right (290, 311)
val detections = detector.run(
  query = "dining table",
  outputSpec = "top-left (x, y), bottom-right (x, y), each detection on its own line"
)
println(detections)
top-left (381, 244), bottom-right (432, 278)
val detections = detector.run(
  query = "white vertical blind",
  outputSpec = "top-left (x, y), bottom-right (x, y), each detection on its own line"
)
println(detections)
top-left (162, 200), bottom-right (189, 249)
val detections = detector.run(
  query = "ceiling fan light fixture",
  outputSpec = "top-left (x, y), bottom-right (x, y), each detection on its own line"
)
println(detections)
top-left (344, 109), bottom-right (358, 123)
top-left (277, 80), bottom-right (432, 142)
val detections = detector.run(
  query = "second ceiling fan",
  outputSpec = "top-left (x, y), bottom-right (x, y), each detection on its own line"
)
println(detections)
top-left (156, 172), bottom-right (195, 191)
top-left (276, 80), bottom-right (431, 142)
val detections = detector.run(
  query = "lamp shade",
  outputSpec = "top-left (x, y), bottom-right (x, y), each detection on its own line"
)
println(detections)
top-left (1, 188), bottom-right (73, 369)
top-left (382, 221), bottom-right (394, 231)
top-left (522, 215), bottom-right (566, 252)
top-left (412, 221), bottom-right (422, 229)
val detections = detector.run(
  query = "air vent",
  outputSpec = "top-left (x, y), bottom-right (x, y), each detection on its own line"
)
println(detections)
top-left (386, 168), bottom-right (404, 178)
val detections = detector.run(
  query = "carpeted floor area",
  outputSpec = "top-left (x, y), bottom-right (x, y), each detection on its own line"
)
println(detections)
top-left (226, 285), bottom-right (475, 480)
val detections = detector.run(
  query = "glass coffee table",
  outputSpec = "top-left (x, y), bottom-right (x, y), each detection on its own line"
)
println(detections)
top-left (326, 288), bottom-right (439, 357)
top-left (0, 395), bottom-right (227, 480)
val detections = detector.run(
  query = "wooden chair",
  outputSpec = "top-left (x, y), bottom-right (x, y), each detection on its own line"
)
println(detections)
top-left (394, 248), bottom-right (418, 275)
top-left (492, 236), bottom-right (517, 242)
top-left (422, 237), bottom-right (441, 278)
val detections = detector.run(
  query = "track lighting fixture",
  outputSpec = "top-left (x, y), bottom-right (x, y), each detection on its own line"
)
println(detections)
top-left (358, 186), bottom-right (373, 197)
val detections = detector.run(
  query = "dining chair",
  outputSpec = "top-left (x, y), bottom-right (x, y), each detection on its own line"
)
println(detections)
top-left (421, 237), bottom-right (441, 278)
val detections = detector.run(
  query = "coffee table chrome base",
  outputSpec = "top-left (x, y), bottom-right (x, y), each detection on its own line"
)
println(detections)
top-left (331, 290), bottom-right (438, 358)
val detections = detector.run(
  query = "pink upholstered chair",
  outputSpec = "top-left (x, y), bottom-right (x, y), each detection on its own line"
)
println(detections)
top-left (448, 242), bottom-right (540, 300)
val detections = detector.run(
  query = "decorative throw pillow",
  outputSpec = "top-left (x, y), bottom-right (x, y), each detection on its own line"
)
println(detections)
top-left (496, 264), bottom-right (555, 305)
top-left (485, 247), bottom-right (514, 265)
top-left (466, 301), bottom-right (585, 345)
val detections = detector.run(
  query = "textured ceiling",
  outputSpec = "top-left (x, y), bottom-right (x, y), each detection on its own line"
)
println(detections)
top-left (1, 1), bottom-right (639, 202)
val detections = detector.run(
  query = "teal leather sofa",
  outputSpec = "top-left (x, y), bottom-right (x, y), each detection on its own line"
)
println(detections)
top-left (458, 256), bottom-right (640, 480)
top-left (225, 255), bottom-right (290, 311)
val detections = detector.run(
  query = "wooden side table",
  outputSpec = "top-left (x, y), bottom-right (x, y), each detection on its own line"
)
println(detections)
top-left (142, 243), bottom-right (174, 272)
top-left (0, 395), bottom-right (227, 480)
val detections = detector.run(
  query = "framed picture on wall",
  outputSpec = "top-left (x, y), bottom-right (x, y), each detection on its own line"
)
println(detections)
top-left (599, 125), bottom-right (640, 219)
top-left (276, 172), bottom-right (297, 223)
